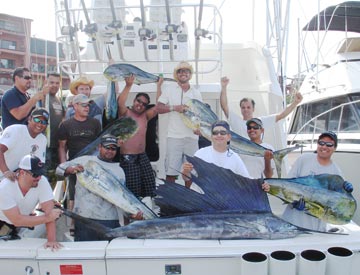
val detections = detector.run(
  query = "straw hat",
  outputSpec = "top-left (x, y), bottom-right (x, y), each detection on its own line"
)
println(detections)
top-left (173, 61), bottom-right (193, 81)
top-left (69, 76), bottom-right (94, 95)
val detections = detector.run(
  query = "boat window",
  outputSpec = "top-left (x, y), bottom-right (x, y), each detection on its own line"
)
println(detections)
top-left (289, 93), bottom-right (360, 135)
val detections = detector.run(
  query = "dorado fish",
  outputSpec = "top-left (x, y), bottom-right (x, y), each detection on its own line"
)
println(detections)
top-left (76, 159), bottom-right (157, 220)
top-left (105, 81), bottom-right (118, 122)
top-left (104, 63), bottom-right (176, 84)
top-left (181, 99), bottom-right (302, 176)
top-left (74, 116), bottom-right (138, 157)
top-left (266, 174), bottom-right (357, 224)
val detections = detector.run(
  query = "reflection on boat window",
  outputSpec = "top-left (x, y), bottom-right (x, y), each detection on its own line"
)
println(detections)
top-left (289, 93), bottom-right (360, 135)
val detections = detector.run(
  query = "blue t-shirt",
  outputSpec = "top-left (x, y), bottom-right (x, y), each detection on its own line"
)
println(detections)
top-left (1, 86), bottom-right (32, 129)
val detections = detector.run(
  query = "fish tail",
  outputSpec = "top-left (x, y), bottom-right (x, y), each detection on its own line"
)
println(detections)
top-left (272, 151), bottom-right (284, 177)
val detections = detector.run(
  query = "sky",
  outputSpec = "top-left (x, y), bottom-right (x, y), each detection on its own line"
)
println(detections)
top-left (1, 0), bottom-right (351, 76)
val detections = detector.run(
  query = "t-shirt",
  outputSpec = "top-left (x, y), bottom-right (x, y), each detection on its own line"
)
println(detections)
top-left (240, 142), bottom-right (277, 178)
top-left (158, 83), bottom-right (202, 139)
top-left (0, 124), bottom-right (47, 176)
top-left (57, 117), bottom-right (101, 159)
top-left (228, 111), bottom-right (277, 138)
top-left (0, 177), bottom-right (53, 224)
top-left (1, 86), bottom-right (31, 129)
top-left (194, 146), bottom-right (250, 177)
top-left (48, 95), bottom-right (65, 148)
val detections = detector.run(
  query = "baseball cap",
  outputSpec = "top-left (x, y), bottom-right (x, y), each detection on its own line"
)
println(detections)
top-left (31, 108), bottom-right (49, 121)
top-left (101, 134), bottom-right (118, 147)
top-left (211, 120), bottom-right (230, 132)
top-left (246, 118), bottom-right (263, 128)
top-left (72, 94), bottom-right (93, 105)
top-left (18, 155), bottom-right (45, 176)
top-left (319, 131), bottom-right (338, 148)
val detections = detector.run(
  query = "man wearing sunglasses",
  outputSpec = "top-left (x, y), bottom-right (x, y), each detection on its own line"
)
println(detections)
top-left (239, 118), bottom-right (276, 178)
top-left (56, 134), bottom-right (142, 241)
top-left (58, 94), bottom-right (101, 230)
top-left (282, 131), bottom-right (353, 231)
top-left (182, 120), bottom-right (251, 190)
top-left (1, 67), bottom-right (49, 129)
top-left (0, 155), bottom-right (62, 249)
top-left (0, 108), bottom-right (49, 182)
top-left (117, 75), bottom-right (157, 203)
top-left (157, 61), bottom-right (203, 183)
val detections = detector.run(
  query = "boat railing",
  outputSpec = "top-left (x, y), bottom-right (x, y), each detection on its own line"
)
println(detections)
top-left (288, 99), bottom-right (360, 146)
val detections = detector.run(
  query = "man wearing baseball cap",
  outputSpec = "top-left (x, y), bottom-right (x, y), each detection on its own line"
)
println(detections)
top-left (0, 108), bottom-right (49, 181)
top-left (157, 61), bottom-right (203, 183)
top-left (56, 134), bottom-right (143, 241)
top-left (0, 155), bottom-right (62, 249)
top-left (282, 131), bottom-right (353, 231)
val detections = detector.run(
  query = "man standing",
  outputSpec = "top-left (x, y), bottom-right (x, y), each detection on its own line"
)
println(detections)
top-left (0, 155), bottom-right (62, 249)
top-left (220, 76), bottom-right (303, 138)
top-left (44, 72), bottom-right (65, 186)
top-left (117, 75), bottom-right (157, 200)
top-left (157, 61), bottom-right (203, 182)
top-left (0, 108), bottom-right (49, 181)
top-left (56, 134), bottom-right (141, 241)
top-left (240, 118), bottom-right (276, 178)
top-left (1, 67), bottom-right (48, 129)
top-left (58, 94), bottom-right (101, 221)
top-left (282, 131), bottom-right (353, 231)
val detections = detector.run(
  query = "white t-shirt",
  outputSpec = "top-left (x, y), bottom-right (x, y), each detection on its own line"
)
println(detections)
top-left (0, 177), bottom-right (53, 224)
top-left (194, 146), bottom-right (250, 177)
top-left (282, 153), bottom-right (343, 231)
top-left (240, 142), bottom-right (277, 178)
top-left (57, 156), bottom-right (126, 223)
top-left (158, 83), bottom-right (202, 139)
top-left (228, 111), bottom-right (277, 138)
top-left (0, 124), bottom-right (47, 176)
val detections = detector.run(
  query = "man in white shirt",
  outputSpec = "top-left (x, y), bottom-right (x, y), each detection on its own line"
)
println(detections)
top-left (0, 155), bottom-right (62, 249)
top-left (220, 76), bottom-right (303, 138)
top-left (157, 61), bottom-right (203, 183)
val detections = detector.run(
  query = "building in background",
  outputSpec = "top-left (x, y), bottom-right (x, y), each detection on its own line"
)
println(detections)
top-left (0, 13), bottom-right (69, 94)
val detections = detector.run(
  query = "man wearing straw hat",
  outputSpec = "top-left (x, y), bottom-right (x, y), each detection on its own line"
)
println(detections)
top-left (157, 61), bottom-right (203, 183)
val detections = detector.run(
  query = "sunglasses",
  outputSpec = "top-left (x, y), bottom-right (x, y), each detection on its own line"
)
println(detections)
top-left (21, 75), bottom-right (32, 80)
top-left (247, 125), bottom-right (261, 130)
top-left (33, 117), bottom-right (48, 125)
top-left (212, 130), bottom-right (228, 136)
top-left (177, 69), bottom-right (191, 74)
top-left (77, 103), bottom-right (90, 108)
top-left (103, 145), bottom-right (117, 151)
top-left (24, 170), bottom-right (42, 178)
top-left (136, 98), bottom-right (148, 107)
top-left (318, 140), bottom-right (335, 147)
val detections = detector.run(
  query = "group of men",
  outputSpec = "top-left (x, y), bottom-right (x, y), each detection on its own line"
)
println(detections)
top-left (0, 60), bottom-right (354, 248)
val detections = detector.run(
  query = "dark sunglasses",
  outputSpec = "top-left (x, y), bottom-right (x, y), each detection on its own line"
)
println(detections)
top-left (212, 130), bottom-right (228, 136)
top-left (318, 140), bottom-right (335, 147)
top-left (33, 117), bottom-right (48, 125)
top-left (102, 145), bottom-right (117, 151)
top-left (24, 170), bottom-right (41, 178)
top-left (77, 103), bottom-right (90, 108)
top-left (21, 75), bottom-right (32, 80)
top-left (247, 125), bottom-right (261, 130)
top-left (136, 98), bottom-right (148, 107)
top-left (177, 69), bottom-right (191, 74)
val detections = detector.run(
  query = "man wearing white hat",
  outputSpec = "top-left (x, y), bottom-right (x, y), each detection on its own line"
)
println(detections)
top-left (0, 155), bottom-right (62, 249)
top-left (157, 61), bottom-right (203, 183)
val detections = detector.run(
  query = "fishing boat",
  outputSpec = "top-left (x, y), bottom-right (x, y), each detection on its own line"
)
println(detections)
top-left (1, 1), bottom-right (360, 275)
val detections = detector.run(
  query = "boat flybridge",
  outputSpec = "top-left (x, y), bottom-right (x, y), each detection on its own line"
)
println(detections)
top-left (1, 1), bottom-right (360, 275)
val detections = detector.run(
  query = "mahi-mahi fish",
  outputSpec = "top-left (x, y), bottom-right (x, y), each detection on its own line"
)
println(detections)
top-left (180, 99), bottom-right (302, 176)
top-left (104, 63), bottom-right (176, 84)
top-left (76, 159), bottom-right (157, 220)
top-left (105, 81), bottom-right (118, 122)
top-left (74, 116), bottom-right (138, 158)
top-left (266, 174), bottom-right (357, 225)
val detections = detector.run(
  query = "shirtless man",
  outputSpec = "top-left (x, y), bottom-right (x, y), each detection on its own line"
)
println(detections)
top-left (117, 75), bottom-right (157, 202)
